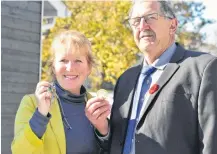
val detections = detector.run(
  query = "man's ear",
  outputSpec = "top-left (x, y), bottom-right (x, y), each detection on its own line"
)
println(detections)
top-left (170, 19), bottom-right (178, 34)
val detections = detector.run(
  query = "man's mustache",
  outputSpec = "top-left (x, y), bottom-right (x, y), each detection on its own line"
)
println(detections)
top-left (140, 30), bottom-right (155, 38)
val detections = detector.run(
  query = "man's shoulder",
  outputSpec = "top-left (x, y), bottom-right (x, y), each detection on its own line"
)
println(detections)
top-left (186, 49), bottom-right (214, 57)
top-left (175, 43), bottom-right (216, 65)
top-left (176, 46), bottom-right (217, 76)
top-left (183, 49), bottom-right (216, 65)
top-left (118, 64), bottom-right (141, 81)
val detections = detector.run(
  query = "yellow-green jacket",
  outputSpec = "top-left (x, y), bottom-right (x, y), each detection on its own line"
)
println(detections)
top-left (11, 93), bottom-right (92, 154)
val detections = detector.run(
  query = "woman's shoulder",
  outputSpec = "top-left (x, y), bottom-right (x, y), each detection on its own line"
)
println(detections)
top-left (20, 93), bottom-right (37, 109)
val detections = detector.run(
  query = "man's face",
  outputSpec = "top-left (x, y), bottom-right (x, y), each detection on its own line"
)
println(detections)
top-left (130, 1), bottom-right (176, 55)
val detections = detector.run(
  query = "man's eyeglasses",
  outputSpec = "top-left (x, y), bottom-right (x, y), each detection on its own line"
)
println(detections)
top-left (126, 13), bottom-right (173, 28)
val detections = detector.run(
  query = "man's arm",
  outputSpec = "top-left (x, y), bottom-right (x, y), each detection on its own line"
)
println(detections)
top-left (198, 57), bottom-right (217, 154)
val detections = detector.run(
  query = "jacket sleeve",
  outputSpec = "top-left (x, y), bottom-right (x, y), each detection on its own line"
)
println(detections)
top-left (11, 94), bottom-right (45, 154)
top-left (92, 77), bottom-right (120, 154)
top-left (198, 57), bottom-right (217, 154)
top-left (94, 119), bottom-right (110, 153)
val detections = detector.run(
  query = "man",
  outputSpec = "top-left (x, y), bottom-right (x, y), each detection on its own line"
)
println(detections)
top-left (86, 1), bottom-right (217, 154)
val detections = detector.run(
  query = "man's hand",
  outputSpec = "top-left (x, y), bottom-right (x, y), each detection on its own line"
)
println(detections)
top-left (85, 97), bottom-right (111, 136)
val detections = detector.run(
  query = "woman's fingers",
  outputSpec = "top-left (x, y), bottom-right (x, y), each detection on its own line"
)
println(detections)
top-left (97, 109), bottom-right (110, 120)
top-left (85, 97), bottom-right (111, 121)
top-left (91, 104), bottom-right (111, 118)
top-left (35, 81), bottom-right (54, 105)
top-left (86, 97), bottom-right (106, 109)
top-left (35, 81), bottom-right (51, 93)
top-left (36, 86), bottom-right (48, 95)
top-left (86, 98), bottom-right (110, 114)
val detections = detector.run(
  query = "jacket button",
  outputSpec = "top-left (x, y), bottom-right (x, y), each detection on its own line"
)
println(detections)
top-left (119, 140), bottom-right (123, 146)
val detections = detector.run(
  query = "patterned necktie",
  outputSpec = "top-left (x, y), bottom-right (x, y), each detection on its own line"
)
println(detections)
top-left (123, 66), bottom-right (156, 154)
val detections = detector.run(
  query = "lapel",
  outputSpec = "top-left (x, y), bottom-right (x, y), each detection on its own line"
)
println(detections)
top-left (136, 43), bottom-right (186, 129)
top-left (119, 90), bottom-right (136, 118)
top-left (49, 99), bottom-right (66, 154)
top-left (119, 64), bottom-right (142, 139)
top-left (119, 62), bottom-right (143, 117)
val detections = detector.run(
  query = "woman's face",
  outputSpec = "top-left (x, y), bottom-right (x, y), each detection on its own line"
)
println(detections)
top-left (53, 48), bottom-right (91, 95)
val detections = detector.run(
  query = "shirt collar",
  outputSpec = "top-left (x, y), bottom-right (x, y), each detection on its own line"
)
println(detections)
top-left (143, 42), bottom-right (176, 70)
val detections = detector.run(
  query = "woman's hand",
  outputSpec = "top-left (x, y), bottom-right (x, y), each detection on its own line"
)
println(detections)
top-left (85, 97), bottom-right (111, 136)
top-left (35, 81), bottom-right (53, 116)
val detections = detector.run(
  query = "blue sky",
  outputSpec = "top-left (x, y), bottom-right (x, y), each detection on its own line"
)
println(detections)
top-left (178, 0), bottom-right (216, 45)
top-left (200, 0), bottom-right (217, 45)
top-left (203, 0), bottom-right (216, 19)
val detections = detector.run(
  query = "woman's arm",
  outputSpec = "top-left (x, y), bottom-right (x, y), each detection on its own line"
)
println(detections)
top-left (11, 94), bottom-right (45, 154)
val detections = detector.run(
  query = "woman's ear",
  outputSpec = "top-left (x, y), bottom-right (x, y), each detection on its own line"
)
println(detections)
top-left (51, 63), bottom-right (56, 76)
top-left (52, 66), bottom-right (55, 74)
top-left (88, 66), bottom-right (92, 76)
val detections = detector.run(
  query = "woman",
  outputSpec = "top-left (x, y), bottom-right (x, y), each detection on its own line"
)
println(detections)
top-left (11, 30), bottom-right (110, 154)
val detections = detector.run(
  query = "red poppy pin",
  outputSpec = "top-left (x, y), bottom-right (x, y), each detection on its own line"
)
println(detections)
top-left (149, 84), bottom-right (159, 94)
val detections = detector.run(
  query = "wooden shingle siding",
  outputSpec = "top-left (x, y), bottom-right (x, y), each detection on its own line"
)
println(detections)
top-left (1, 1), bottom-right (42, 154)
top-left (1, 17), bottom-right (41, 35)
top-left (2, 60), bottom-right (40, 74)
top-left (2, 38), bottom-right (40, 53)
top-left (1, 1), bottom-right (41, 13)
top-left (1, 49), bottom-right (39, 63)
top-left (2, 92), bottom-right (27, 104)
top-left (2, 27), bottom-right (41, 43)
top-left (1, 4), bottom-right (41, 23)
top-left (2, 71), bottom-right (39, 84)
top-left (1, 82), bottom-right (37, 94)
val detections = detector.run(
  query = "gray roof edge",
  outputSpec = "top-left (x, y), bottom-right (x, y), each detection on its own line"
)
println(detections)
top-left (46, 0), bottom-right (71, 17)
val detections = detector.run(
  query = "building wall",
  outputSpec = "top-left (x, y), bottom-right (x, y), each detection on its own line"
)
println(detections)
top-left (1, 1), bottom-right (42, 153)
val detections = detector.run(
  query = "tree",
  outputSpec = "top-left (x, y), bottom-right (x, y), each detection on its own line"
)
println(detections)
top-left (172, 1), bottom-right (214, 50)
top-left (41, 1), bottom-right (213, 90)
top-left (42, 1), bottom-right (138, 90)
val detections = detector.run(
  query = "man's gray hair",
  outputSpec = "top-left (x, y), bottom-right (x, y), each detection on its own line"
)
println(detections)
top-left (129, 0), bottom-right (176, 19)
top-left (159, 1), bottom-right (176, 18)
